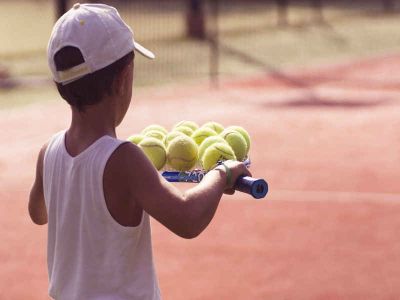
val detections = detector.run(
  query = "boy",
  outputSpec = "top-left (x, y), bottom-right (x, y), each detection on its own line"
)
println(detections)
top-left (28, 3), bottom-right (251, 300)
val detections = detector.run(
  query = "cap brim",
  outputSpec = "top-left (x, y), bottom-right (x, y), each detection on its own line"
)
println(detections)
top-left (134, 42), bottom-right (155, 60)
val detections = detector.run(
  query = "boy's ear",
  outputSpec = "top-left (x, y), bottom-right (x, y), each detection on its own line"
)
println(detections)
top-left (112, 63), bottom-right (131, 96)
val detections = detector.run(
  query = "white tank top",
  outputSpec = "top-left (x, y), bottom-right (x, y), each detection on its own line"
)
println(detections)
top-left (43, 130), bottom-right (161, 300)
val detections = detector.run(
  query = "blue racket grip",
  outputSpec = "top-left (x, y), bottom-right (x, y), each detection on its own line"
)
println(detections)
top-left (234, 176), bottom-right (268, 199)
top-left (162, 171), bottom-right (268, 199)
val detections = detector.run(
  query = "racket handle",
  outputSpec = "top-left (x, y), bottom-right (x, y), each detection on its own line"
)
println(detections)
top-left (161, 171), bottom-right (268, 199)
top-left (234, 176), bottom-right (268, 199)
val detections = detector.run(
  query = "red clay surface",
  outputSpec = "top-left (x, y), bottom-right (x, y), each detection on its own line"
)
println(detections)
top-left (1, 53), bottom-right (400, 299)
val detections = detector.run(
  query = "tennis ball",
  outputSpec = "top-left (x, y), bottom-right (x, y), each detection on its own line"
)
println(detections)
top-left (198, 135), bottom-right (227, 160)
top-left (164, 131), bottom-right (185, 147)
top-left (173, 126), bottom-right (194, 137)
top-left (202, 121), bottom-right (224, 134)
top-left (144, 130), bottom-right (166, 141)
top-left (127, 134), bottom-right (145, 145)
top-left (173, 120), bottom-right (199, 131)
top-left (141, 124), bottom-right (168, 135)
top-left (220, 129), bottom-right (247, 161)
top-left (138, 137), bottom-right (167, 170)
top-left (167, 135), bottom-right (198, 171)
top-left (201, 142), bottom-right (236, 171)
top-left (191, 127), bottom-right (217, 146)
top-left (226, 126), bottom-right (251, 155)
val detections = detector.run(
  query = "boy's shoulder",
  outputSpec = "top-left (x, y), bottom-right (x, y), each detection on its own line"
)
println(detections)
top-left (37, 141), bottom-right (50, 175)
top-left (105, 141), bottom-right (152, 186)
top-left (109, 141), bottom-right (143, 168)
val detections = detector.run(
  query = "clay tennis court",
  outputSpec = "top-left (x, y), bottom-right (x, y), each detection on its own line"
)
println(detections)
top-left (1, 53), bottom-right (400, 299)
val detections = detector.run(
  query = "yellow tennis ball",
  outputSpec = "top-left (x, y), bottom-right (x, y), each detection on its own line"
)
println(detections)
top-left (198, 135), bottom-right (227, 160)
top-left (173, 120), bottom-right (199, 131)
top-left (202, 121), bottom-right (224, 134)
top-left (226, 126), bottom-right (251, 154)
top-left (144, 130), bottom-right (166, 141)
top-left (127, 134), bottom-right (145, 145)
top-left (201, 142), bottom-right (236, 171)
top-left (164, 131), bottom-right (186, 147)
top-left (138, 137), bottom-right (167, 170)
top-left (173, 126), bottom-right (194, 137)
top-left (191, 127), bottom-right (217, 146)
top-left (141, 124), bottom-right (168, 135)
top-left (220, 129), bottom-right (247, 161)
top-left (167, 135), bottom-right (198, 171)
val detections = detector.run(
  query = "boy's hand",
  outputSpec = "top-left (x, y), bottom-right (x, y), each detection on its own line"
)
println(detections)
top-left (215, 160), bottom-right (252, 195)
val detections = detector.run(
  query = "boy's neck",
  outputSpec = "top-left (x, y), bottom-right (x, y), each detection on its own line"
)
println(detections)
top-left (68, 101), bottom-right (117, 141)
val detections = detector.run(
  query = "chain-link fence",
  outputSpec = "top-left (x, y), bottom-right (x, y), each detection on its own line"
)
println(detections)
top-left (1, 0), bottom-right (400, 87)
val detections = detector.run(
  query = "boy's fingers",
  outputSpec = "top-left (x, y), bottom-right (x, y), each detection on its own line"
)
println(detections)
top-left (237, 163), bottom-right (252, 178)
top-left (245, 169), bottom-right (252, 177)
top-left (240, 165), bottom-right (252, 177)
top-left (224, 188), bottom-right (235, 195)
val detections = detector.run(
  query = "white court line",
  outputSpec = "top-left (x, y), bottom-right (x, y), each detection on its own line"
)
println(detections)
top-left (268, 190), bottom-right (400, 202)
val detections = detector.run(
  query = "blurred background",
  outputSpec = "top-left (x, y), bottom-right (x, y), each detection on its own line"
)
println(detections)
top-left (1, 1), bottom-right (400, 299)
top-left (1, 0), bottom-right (400, 93)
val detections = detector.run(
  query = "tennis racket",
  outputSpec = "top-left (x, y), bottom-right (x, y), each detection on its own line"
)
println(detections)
top-left (161, 159), bottom-right (268, 199)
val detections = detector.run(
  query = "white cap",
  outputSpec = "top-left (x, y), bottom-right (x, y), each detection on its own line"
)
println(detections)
top-left (47, 3), bottom-right (155, 85)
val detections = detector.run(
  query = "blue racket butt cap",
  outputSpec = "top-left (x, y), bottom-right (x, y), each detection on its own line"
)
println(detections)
top-left (235, 176), bottom-right (268, 199)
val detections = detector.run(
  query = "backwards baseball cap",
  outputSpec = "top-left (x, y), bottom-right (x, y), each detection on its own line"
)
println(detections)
top-left (47, 3), bottom-right (155, 85)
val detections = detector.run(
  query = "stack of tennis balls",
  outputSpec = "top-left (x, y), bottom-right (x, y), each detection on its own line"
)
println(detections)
top-left (197, 122), bottom-right (250, 171)
top-left (127, 121), bottom-right (251, 172)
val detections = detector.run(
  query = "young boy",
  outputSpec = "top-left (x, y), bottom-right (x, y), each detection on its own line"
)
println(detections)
top-left (28, 3), bottom-right (251, 299)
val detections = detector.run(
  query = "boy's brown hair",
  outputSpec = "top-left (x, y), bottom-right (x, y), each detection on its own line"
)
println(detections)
top-left (54, 46), bottom-right (134, 112)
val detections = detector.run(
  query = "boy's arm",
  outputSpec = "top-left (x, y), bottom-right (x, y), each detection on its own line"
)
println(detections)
top-left (28, 144), bottom-right (48, 225)
top-left (114, 143), bottom-right (250, 239)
